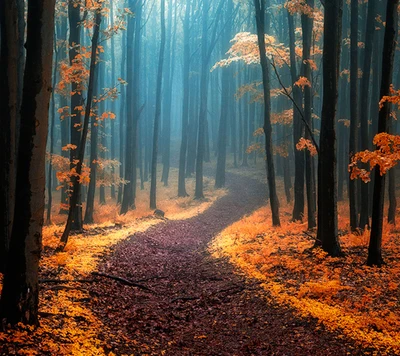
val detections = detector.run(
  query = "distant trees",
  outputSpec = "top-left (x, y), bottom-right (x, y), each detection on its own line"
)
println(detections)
top-left (0, 0), bottom-right (55, 325)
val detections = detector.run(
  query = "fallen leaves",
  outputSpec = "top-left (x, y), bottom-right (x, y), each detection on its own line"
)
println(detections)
top-left (211, 201), bottom-right (400, 355)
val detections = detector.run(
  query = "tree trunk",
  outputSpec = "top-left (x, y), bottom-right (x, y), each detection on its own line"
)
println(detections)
top-left (359, 0), bottom-right (376, 229)
top-left (178, 2), bottom-right (191, 197)
top-left (349, 0), bottom-right (359, 230)
top-left (0, 0), bottom-right (19, 272)
top-left (194, 0), bottom-right (210, 199)
top-left (68, 2), bottom-right (84, 231)
top-left (150, 0), bottom-right (166, 210)
top-left (288, 10), bottom-right (305, 222)
top-left (0, 0), bottom-right (55, 325)
top-left (316, 0), bottom-right (343, 257)
top-left (215, 0), bottom-right (233, 189)
top-left (59, 8), bottom-right (102, 249)
top-left (367, 0), bottom-right (398, 266)
top-left (254, 0), bottom-right (280, 226)
top-left (301, 0), bottom-right (316, 229)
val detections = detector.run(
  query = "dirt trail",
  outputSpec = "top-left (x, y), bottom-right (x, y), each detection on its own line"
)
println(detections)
top-left (89, 173), bottom-right (358, 355)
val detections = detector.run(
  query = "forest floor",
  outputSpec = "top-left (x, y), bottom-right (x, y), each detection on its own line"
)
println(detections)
top-left (0, 168), bottom-right (396, 355)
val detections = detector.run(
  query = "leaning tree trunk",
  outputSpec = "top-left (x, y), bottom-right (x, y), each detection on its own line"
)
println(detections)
top-left (316, 0), bottom-right (343, 256)
top-left (367, 0), bottom-right (398, 267)
top-left (0, 0), bottom-right (55, 325)
top-left (149, 0), bottom-right (166, 210)
top-left (59, 8), bottom-right (102, 250)
top-left (254, 0), bottom-right (280, 226)
top-left (0, 0), bottom-right (19, 272)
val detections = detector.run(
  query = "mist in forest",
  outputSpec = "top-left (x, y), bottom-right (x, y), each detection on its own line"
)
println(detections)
top-left (0, 0), bottom-right (400, 354)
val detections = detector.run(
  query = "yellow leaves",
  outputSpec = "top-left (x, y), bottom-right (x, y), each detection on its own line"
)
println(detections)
top-left (294, 76), bottom-right (311, 89)
top-left (296, 137), bottom-right (317, 156)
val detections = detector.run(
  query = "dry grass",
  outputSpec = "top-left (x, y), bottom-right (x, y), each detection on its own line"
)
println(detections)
top-left (210, 186), bottom-right (400, 355)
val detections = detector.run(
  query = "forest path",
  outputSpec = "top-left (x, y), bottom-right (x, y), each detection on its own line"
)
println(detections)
top-left (89, 173), bottom-right (354, 355)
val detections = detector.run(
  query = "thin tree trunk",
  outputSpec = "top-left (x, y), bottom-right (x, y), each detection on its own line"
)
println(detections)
top-left (254, 0), bottom-right (280, 226)
top-left (349, 0), bottom-right (359, 230)
top-left (178, 2), bottom-right (191, 197)
top-left (359, 0), bottom-right (376, 229)
top-left (150, 0), bottom-right (166, 209)
top-left (59, 8), bottom-right (102, 249)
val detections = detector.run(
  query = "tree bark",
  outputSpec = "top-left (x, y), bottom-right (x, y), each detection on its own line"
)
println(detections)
top-left (0, 0), bottom-right (19, 272)
top-left (367, 0), bottom-right (398, 267)
top-left (316, 0), bottom-right (343, 257)
top-left (254, 0), bottom-right (280, 226)
top-left (59, 8), bottom-right (102, 249)
top-left (150, 0), bottom-right (166, 210)
top-left (0, 0), bottom-right (55, 325)
top-left (349, 0), bottom-right (359, 230)
top-left (178, 2), bottom-right (191, 197)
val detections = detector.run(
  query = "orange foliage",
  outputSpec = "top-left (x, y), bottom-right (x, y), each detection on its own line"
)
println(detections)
top-left (349, 133), bottom-right (400, 183)
top-left (296, 137), bottom-right (317, 156)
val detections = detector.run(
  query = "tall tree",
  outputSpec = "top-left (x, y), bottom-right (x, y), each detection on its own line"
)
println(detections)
top-left (150, 0), bottom-right (166, 210)
top-left (0, 0), bottom-right (19, 272)
top-left (68, 1), bottom-right (84, 230)
top-left (254, 0), bottom-right (280, 226)
top-left (358, 0), bottom-right (376, 229)
top-left (349, 0), bottom-right (359, 230)
top-left (287, 10), bottom-right (305, 222)
top-left (177, 2), bottom-right (191, 197)
top-left (367, 0), bottom-right (398, 267)
top-left (0, 0), bottom-right (55, 325)
top-left (59, 6), bottom-right (103, 250)
top-left (120, 0), bottom-right (142, 213)
top-left (301, 0), bottom-right (316, 229)
top-left (316, 0), bottom-right (343, 256)
top-left (215, 0), bottom-right (233, 188)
